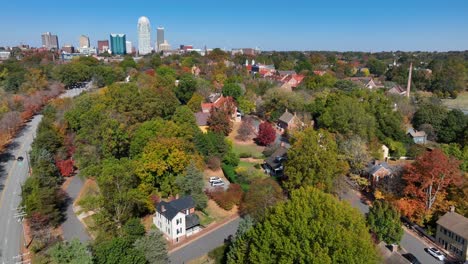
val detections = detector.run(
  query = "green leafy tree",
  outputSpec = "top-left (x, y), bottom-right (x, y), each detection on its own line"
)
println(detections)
top-left (367, 58), bottom-right (387, 76)
top-left (438, 109), bottom-right (467, 144)
top-left (367, 200), bottom-right (404, 244)
top-left (187, 93), bottom-right (204, 112)
top-left (284, 128), bottom-right (345, 193)
top-left (302, 73), bottom-right (337, 90)
top-left (134, 229), bottom-right (169, 264)
top-left (93, 237), bottom-right (146, 264)
top-left (175, 74), bottom-right (197, 104)
top-left (412, 102), bottom-right (448, 133)
top-left (122, 218), bottom-right (146, 242)
top-left (120, 56), bottom-right (137, 71)
top-left (175, 162), bottom-right (208, 210)
top-left (48, 239), bottom-right (92, 264)
top-left (222, 83), bottom-right (243, 100)
top-left (226, 187), bottom-right (380, 264)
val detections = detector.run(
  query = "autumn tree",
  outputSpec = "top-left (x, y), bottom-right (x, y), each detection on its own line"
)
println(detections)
top-left (367, 200), bottom-right (404, 245)
top-left (207, 107), bottom-right (232, 136)
top-left (255, 122), bottom-right (276, 146)
top-left (241, 178), bottom-right (284, 220)
top-left (284, 128), bottom-right (344, 193)
top-left (400, 149), bottom-right (462, 220)
top-left (227, 187), bottom-right (380, 264)
top-left (236, 117), bottom-right (254, 141)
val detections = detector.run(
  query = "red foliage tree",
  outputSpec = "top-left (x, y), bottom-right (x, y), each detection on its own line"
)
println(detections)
top-left (56, 159), bottom-right (74, 177)
top-left (400, 149), bottom-right (462, 218)
top-left (255, 122), bottom-right (276, 146)
top-left (206, 184), bottom-right (243, 210)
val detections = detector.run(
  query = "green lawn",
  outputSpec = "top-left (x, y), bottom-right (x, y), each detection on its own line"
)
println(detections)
top-left (197, 211), bottom-right (215, 227)
top-left (442, 92), bottom-right (468, 112)
top-left (232, 143), bottom-right (264, 159)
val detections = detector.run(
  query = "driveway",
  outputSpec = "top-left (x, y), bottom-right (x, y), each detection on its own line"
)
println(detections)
top-left (61, 176), bottom-right (90, 243)
top-left (169, 217), bottom-right (240, 264)
top-left (339, 187), bottom-right (440, 264)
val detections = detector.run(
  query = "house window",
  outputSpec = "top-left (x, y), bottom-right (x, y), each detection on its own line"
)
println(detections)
top-left (176, 219), bottom-right (179, 225)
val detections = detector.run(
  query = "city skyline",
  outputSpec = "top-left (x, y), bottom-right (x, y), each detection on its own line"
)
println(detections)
top-left (1, 0), bottom-right (468, 51)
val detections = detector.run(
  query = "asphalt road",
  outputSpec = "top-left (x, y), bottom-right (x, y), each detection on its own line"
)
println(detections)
top-left (0, 115), bottom-right (41, 264)
top-left (61, 176), bottom-right (90, 243)
top-left (169, 217), bottom-right (241, 264)
top-left (339, 187), bottom-right (440, 264)
top-left (0, 86), bottom-right (90, 264)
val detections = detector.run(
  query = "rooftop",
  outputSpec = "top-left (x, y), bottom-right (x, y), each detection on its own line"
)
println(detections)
top-left (437, 211), bottom-right (468, 239)
top-left (278, 110), bottom-right (295, 124)
top-left (156, 196), bottom-right (195, 220)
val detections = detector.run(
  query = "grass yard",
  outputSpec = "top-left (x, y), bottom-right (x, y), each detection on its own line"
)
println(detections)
top-left (442, 92), bottom-right (468, 113)
top-left (82, 214), bottom-right (98, 239)
top-left (232, 143), bottom-right (264, 159)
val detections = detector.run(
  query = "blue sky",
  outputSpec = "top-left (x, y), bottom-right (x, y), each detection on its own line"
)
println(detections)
top-left (1, 0), bottom-right (468, 51)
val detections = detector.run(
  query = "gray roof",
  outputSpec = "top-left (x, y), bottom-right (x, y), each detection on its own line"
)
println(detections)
top-left (437, 212), bottom-right (468, 239)
top-left (195, 112), bottom-right (209, 126)
top-left (278, 111), bottom-right (295, 124)
top-left (156, 196), bottom-right (195, 220)
top-left (185, 214), bottom-right (200, 229)
top-left (367, 162), bottom-right (392, 175)
top-left (278, 70), bottom-right (296, 75)
top-left (407, 128), bottom-right (426, 138)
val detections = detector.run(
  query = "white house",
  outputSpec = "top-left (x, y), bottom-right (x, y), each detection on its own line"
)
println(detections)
top-left (154, 196), bottom-right (201, 242)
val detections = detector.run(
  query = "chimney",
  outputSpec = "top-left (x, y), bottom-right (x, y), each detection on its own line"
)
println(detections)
top-left (450, 206), bottom-right (455, 213)
top-left (161, 205), bottom-right (166, 212)
top-left (406, 62), bottom-right (413, 98)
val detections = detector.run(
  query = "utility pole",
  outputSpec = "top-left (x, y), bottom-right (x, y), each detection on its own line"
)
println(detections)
top-left (406, 62), bottom-right (413, 98)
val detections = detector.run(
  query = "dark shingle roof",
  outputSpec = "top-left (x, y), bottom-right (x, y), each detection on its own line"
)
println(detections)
top-left (265, 147), bottom-right (287, 169)
top-left (437, 212), bottom-right (468, 239)
top-left (156, 196), bottom-right (195, 220)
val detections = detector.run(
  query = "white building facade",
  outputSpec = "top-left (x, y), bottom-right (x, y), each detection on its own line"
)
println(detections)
top-left (137, 16), bottom-right (152, 55)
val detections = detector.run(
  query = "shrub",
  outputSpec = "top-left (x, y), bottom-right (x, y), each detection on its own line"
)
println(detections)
top-left (207, 156), bottom-right (221, 170)
top-left (207, 184), bottom-right (243, 210)
top-left (254, 163), bottom-right (261, 169)
top-left (221, 163), bottom-right (238, 183)
top-left (223, 151), bottom-right (239, 167)
top-left (239, 152), bottom-right (252, 158)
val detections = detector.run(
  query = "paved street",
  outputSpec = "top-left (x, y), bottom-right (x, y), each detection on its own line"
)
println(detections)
top-left (169, 217), bottom-right (241, 264)
top-left (0, 115), bottom-right (41, 264)
top-left (340, 187), bottom-right (440, 264)
top-left (0, 86), bottom-right (90, 264)
top-left (61, 176), bottom-right (90, 243)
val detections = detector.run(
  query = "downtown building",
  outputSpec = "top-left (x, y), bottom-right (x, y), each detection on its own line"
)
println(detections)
top-left (97, 40), bottom-right (109, 53)
top-left (138, 16), bottom-right (152, 55)
top-left (110, 34), bottom-right (126, 55)
top-left (156, 27), bottom-right (164, 52)
top-left (41, 32), bottom-right (59, 50)
top-left (79, 35), bottom-right (90, 48)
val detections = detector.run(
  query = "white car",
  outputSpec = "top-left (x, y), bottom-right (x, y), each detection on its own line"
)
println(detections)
top-left (211, 180), bottom-right (225, 187)
top-left (209, 177), bottom-right (222, 183)
top-left (427, 247), bottom-right (445, 261)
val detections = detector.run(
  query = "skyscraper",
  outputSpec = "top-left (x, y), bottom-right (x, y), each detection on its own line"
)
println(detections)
top-left (156, 27), bottom-right (164, 52)
top-left (79, 35), bottom-right (90, 48)
top-left (126, 41), bottom-right (133, 55)
top-left (41, 32), bottom-right (59, 50)
top-left (137, 16), bottom-right (152, 55)
top-left (110, 34), bottom-right (126, 55)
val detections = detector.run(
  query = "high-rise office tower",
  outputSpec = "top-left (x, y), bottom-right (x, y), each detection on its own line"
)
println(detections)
top-left (137, 16), bottom-right (152, 55)
top-left (41, 32), bottom-right (59, 50)
top-left (110, 34), bottom-right (126, 55)
top-left (79, 35), bottom-right (90, 48)
top-left (156, 27), bottom-right (164, 52)
top-left (126, 41), bottom-right (133, 55)
top-left (97, 40), bottom-right (109, 53)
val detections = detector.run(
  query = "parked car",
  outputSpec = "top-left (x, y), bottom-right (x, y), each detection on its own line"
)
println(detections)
top-left (402, 253), bottom-right (421, 264)
top-left (17, 156), bottom-right (24, 161)
top-left (209, 177), bottom-right (222, 183)
top-left (427, 247), bottom-right (445, 261)
top-left (211, 180), bottom-right (225, 187)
